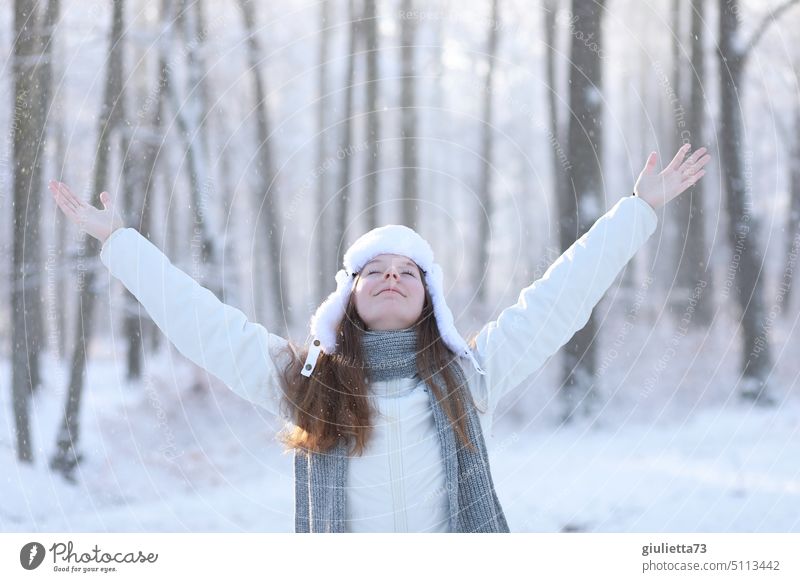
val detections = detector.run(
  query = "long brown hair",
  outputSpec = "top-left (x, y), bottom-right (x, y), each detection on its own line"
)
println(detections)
top-left (275, 270), bottom-right (479, 456)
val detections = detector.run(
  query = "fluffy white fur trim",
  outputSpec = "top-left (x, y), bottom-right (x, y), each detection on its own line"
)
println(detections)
top-left (306, 224), bottom-right (486, 376)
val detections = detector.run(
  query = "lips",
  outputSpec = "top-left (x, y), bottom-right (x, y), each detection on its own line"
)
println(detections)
top-left (379, 288), bottom-right (403, 296)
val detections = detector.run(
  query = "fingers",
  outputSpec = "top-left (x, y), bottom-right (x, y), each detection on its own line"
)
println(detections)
top-left (681, 146), bottom-right (708, 166)
top-left (50, 184), bottom-right (80, 221)
top-left (679, 169), bottom-right (706, 192)
top-left (678, 149), bottom-right (711, 175)
top-left (639, 151), bottom-right (657, 176)
top-left (665, 143), bottom-right (692, 171)
top-left (682, 154), bottom-right (711, 177)
top-left (53, 180), bottom-right (89, 210)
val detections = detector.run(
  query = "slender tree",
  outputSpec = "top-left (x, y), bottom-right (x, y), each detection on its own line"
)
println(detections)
top-left (11, 0), bottom-right (46, 462)
top-left (238, 0), bottom-right (290, 336)
top-left (50, 0), bottom-right (126, 481)
top-left (682, 0), bottom-right (713, 324)
top-left (334, 0), bottom-right (360, 267)
top-left (168, 0), bottom-right (219, 292)
top-left (560, 0), bottom-right (606, 423)
top-left (717, 0), bottom-right (799, 404)
top-left (119, 0), bottom-right (171, 380)
top-left (668, 0), bottom-right (689, 298)
top-left (363, 0), bottom-right (381, 231)
top-left (315, 0), bottom-right (332, 300)
top-left (783, 65), bottom-right (800, 308)
top-left (29, 0), bottom-right (60, 387)
top-left (542, 0), bottom-right (566, 247)
top-left (399, 0), bottom-right (418, 229)
top-left (475, 0), bottom-right (500, 305)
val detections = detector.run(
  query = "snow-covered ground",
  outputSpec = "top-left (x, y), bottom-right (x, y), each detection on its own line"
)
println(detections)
top-left (494, 401), bottom-right (800, 532)
top-left (2, 305), bottom-right (798, 533)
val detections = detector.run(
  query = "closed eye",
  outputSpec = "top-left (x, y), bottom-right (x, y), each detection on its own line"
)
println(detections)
top-left (367, 270), bottom-right (416, 276)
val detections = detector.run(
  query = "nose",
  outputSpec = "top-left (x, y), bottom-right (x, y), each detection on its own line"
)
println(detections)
top-left (384, 268), bottom-right (400, 281)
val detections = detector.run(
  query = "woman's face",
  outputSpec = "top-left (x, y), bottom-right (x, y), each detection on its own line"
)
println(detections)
top-left (353, 253), bottom-right (426, 331)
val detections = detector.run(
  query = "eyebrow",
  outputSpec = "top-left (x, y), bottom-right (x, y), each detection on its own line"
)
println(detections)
top-left (364, 258), bottom-right (418, 269)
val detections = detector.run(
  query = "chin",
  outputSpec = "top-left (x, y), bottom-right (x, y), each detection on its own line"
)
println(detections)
top-left (366, 320), bottom-right (414, 331)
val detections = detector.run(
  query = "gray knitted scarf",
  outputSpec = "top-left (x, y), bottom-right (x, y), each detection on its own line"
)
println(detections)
top-left (294, 327), bottom-right (509, 533)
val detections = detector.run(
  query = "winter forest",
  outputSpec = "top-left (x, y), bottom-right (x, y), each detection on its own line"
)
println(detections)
top-left (3, 0), bottom-right (800, 533)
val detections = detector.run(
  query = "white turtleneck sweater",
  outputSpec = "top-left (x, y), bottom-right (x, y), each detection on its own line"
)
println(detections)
top-left (99, 194), bottom-right (658, 532)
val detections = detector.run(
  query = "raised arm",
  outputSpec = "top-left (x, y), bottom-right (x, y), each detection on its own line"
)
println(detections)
top-left (50, 181), bottom-right (291, 419)
top-left (472, 194), bottom-right (657, 415)
top-left (471, 145), bottom-right (710, 418)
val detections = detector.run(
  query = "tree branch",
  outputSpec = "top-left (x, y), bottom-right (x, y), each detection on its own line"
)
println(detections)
top-left (743, 0), bottom-right (800, 58)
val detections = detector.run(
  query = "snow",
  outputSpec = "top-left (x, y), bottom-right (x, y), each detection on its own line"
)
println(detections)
top-left (578, 193), bottom-right (601, 222)
top-left (493, 402), bottom-right (800, 532)
top-left (0, 353), bottom-right (295, 532)
top-left (3, 311), bottom-right (798, 532)
top-left (584, 85), bottom-right (603, 108)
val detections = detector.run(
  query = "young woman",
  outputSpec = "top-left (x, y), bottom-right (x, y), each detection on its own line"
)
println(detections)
top-left (51, 144), bottom-right (709, 533)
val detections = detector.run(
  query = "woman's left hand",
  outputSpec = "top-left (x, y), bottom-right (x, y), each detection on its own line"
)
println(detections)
top-left (634, 144), bottom-right (711, 210)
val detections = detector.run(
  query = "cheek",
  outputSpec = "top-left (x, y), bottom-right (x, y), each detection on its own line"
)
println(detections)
top-left (355, 279), bottom-right (376, 296)
top-left (410, 282), bottom-right (426, 304)
top-left (353, 281), bottom-right (375, 306)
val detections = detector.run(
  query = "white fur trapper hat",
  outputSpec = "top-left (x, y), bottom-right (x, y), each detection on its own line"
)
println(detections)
top-left (302, 224), bottom-right (487, 378)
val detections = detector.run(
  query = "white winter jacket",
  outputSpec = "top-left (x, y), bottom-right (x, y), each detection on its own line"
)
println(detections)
top-left (99, 194), bottom-right (658, 532)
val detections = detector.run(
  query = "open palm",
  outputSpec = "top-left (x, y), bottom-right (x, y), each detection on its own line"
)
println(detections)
top-left (49, 180), bottom-right (124, 243)
top-left (634, 144), bottom-right (710, 210)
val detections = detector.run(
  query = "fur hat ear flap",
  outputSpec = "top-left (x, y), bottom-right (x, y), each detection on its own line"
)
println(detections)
top-left (303, 269), bottom-right (355, 377)
top-left (423, 263), bottom-right (485, 375)
top-left (426, 263), bottom-right (454, 339)
top-left (308, 268), bottom-right (355, 353)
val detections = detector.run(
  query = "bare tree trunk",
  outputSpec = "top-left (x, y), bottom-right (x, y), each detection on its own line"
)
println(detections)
top-left (668, 0), bottom-right (692, 303)
top-left (783, 88), bottom-right (800, 309)
top-left (399, 0), bottom-right (418, 229)
top-left (119, 0), bottom-right (152, 382)
top-left (120, 69), bottom-right (140, 381)
top-left (670, 0), bottom-right (683, 153)
top-left (716, 0), bottom-right (799, 404)
top-left (316, 0), bottom-right (332, 300)
top-left (121, 0), bottom-right (170, 381)
top-left (425, 6), bottom-right (447, 266)
top-left (363, 0), bottom-right (381, 231)
top-left (335, 0), bottom-right (359, 267)
top-left (539, 0), bottom-right (574, 295)
top-left (682, 0), bottom-right (714, 325)
top-left (141, 0), bottom-right (177, 357)
top-left (40, 0), bottom-right (69, 364)
top-left (11, 0), bottom-right (45, 462)
top-left (170, 0), bottom-right (218, 291)
top-left (50, 0), bottom-right (126, 481)
top-left (238, 0), bottom-right (289, 337)
top-left (28, 0), bottom-right (60, 389)
top-left (632, 12), bottom-right (660, 297)
top-left (55, 123), bottom-right (68, 360)
top-left (560, 0), bottom-right (605, 424)
top-left (181, 0), bottom-right (221, 392)
top-left (183, 0), bottom-right (215, 272)
top-left (475, 0), bottom-right (500, 305)
top-left (542, 0), bottom-right (565, 248)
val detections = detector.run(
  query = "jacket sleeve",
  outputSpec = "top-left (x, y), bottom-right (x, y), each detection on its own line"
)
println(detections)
top-left (99, 227), bottom-right (292, 420)
top-left (470, 194), bottom-right (658, 418)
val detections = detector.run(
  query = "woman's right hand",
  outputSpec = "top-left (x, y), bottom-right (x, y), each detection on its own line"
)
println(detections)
top-left (49, 180), bottom-right (125, 243)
